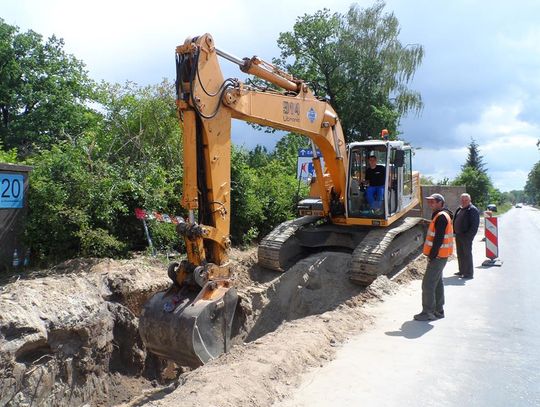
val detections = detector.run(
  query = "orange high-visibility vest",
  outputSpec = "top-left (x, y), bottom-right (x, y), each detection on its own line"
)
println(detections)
top-left (423, 211), bottom-right (454, 258)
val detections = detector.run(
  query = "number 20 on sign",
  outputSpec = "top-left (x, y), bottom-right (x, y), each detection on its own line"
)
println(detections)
top-left (0, 174), bottom-right (24, 209)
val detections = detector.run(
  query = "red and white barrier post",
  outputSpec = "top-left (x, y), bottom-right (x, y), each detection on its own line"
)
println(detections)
top-left (482, 212), bottom-right (503, 266)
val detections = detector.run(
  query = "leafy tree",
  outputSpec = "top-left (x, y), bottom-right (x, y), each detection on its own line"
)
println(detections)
top-left (94, 81), bottom-right (184, 245)
top-left (525, 161), bottom-right (540, 205)
top-left (24, 139), bottom-right (127, 262)
top-left (272, 133), bottom-right (311, 175)
top-left (438, 177), bottom-right (451, 186)
top-left (452, 167), bottom-right (492, 209)
top-left (275, 2), bottom-right (423, 142)
top-left (488, 186), bottom-right (502, 205)
top-left (96, 80), bottom-right (181, 169)
top-left (230, 145), bottom-right (308, 246)
top-left (463, 138), bottom-right (487, 173)
top-left (247, 145), bottom-right (271, 169)
top-left (420, 175), bottom-right (435, 185)
top-left (0, 18), bottom-right (99, 156)
top-left (0, 140), bottom-right (17, 163)
top-left (23, 81), bottom-right (184, 263)
top-left (230, 147), bottom-right (265, 245)
top-left (255, 161), bottom-right (304, 237)
top-left (501, 190), bottom-right (526, 205)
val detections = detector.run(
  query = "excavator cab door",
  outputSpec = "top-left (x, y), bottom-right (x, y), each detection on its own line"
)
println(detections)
top-left (398, 148), bottom-right (415, 210)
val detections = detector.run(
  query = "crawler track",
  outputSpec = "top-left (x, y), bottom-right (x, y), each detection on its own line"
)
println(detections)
top-left (258, 216), bottom-right (322, 271)
top-left (259, 216), bottom-right (426, 285)
top-left (349, 217), bottom-right (425, 285)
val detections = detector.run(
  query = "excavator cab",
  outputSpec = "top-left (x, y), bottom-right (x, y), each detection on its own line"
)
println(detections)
top-left (346, 141), bottom-right (414, 221)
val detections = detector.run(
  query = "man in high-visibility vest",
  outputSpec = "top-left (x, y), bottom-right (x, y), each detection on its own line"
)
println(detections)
top-left (414, 193), bottom-right (454, 321)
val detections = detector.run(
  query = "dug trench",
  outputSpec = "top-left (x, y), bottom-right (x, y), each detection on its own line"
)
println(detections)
top-left (0, 248), bottom-right (427, 406)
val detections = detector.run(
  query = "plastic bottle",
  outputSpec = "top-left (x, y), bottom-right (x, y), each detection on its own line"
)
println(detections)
top-left (23, 248), bottom-right (30, 267)
top-left (12, 249), bottom-right (20, 267)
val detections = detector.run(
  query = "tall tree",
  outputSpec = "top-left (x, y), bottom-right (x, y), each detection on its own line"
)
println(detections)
top-left (463, 138), bottom-right (487, 173)
top-left (525, 161), bottom-right (540, 205)
top-left (96, 80), bottom-right (181, 169)
top-left (452, 167), bottom-right (492, 209)
top-left (0, 18), bottom-right (98, 156)
top-left (453, 140), bottom-right (492, 207)
top-left (275, 1), bottom-right (424, 142)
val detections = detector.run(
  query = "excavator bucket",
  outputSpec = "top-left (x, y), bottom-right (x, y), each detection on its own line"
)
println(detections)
top-left (139, 283), bottom-right (238, 368)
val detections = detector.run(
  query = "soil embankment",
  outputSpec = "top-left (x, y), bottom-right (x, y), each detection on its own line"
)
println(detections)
top-left (0, 249), bottom-right (427, 406)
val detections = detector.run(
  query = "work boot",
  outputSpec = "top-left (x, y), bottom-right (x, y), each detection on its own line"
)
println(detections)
top-left (434, 310), bottom-right (445, 319)
top-left (413, 312), bottom-right (437, 321)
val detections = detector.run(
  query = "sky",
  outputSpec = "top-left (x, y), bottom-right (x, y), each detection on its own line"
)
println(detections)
top-left (3, 0), bottom-right (540, 192)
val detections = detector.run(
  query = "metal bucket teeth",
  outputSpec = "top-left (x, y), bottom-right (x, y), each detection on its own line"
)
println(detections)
top-left (139, 285), bottom-right (238, 368)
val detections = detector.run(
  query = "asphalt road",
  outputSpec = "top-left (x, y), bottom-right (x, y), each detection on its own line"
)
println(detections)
top-left (274, 205), bottom-right (540, 407)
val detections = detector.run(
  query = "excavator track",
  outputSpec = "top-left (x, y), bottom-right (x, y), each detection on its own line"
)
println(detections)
top-left (258, 215), bottom-right (322, 271)
top-left (349, 217), bottom-right (426, 285)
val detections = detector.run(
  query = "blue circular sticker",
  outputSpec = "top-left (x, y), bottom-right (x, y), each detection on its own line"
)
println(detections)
top-left (307, 108), bottom-right (317, 123)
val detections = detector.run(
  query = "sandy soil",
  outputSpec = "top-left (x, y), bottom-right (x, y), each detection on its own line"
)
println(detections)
top-left (129, 249), bottom-right (429, 407)
top-left (0, 247), bottom-right (429, 407)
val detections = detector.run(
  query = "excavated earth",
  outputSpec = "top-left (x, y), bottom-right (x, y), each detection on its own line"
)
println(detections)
top-left (0, 248), bottom-right (428, 407)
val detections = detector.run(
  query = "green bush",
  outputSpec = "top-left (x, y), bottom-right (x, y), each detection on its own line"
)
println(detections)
top-left (230, 145), bottom-right (307, 245)
top-left (76, 227), bottom-right (127, 258)
top-left (147, 221), bottom-right (183, 253)
top-left (0, 141), bottom-right (18, 162)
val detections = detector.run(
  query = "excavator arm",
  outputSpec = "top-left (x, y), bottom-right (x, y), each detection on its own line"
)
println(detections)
top-left (177, 34), bottom-right (348, 233)
top-left (140, 33), bottom-right (348, 367)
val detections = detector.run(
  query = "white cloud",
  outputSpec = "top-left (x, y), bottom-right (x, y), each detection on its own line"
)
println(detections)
top-left (455, 101), bottom-right (536, 143)
top-left (498, 26), bottom-right (540, 55)
top-left (414, 147), bottom-right (465, 184)
top-left (417, 100), bottom-right (539, 191)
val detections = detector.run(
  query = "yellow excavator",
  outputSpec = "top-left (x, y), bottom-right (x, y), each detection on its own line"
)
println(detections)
top-left (139, 34), bottom-right (425, 368)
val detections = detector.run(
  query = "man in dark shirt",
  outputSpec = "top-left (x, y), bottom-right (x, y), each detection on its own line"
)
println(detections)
top-left (364, 153), bottom-right (386, 210)
top-left (453, 193), bottom-right (480, 279)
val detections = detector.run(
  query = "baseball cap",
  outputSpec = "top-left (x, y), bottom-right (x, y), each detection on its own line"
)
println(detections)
top-left (368, 151), bottom-right (377, 158)
top-left (425, 193), bottom-right (445, 202)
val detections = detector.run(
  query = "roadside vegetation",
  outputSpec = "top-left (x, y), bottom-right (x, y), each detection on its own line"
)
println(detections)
top-left (1, 1), bottom-right (538, 269)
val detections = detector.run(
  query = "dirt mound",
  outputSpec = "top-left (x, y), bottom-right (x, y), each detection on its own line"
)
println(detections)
top-left (240, 252), bottom-right (362, 341)
top-left (147, 251), bottom-right (425, 407)
top-left (0, 258), bottom-right (170, 406)
top-left (0, 249), bottom-right (427, 406)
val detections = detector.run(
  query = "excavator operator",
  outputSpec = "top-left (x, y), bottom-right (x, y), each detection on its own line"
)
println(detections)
top-left (364, 152), bottom-right (386, 210)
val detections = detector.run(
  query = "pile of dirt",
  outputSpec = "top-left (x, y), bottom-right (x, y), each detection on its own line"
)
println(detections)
top-left (0, 258), bottom-right (171, 406)
top-left (0, 248), bottom-right (427, 406)
top-left (142, 251), bottom-right (428, 407)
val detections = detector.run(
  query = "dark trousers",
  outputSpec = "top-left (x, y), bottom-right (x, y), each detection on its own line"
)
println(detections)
top-left (422, 257), bottom-right (447, 313)
top-left (456, 235), bottom-right (474, 277)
